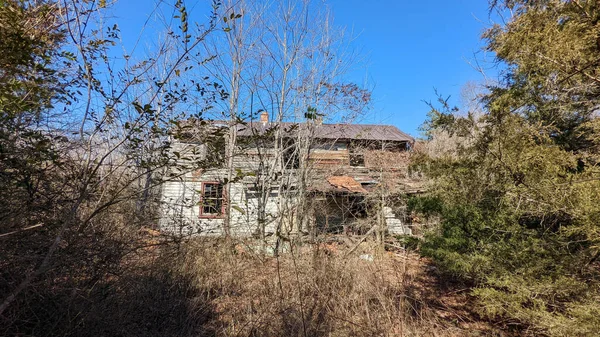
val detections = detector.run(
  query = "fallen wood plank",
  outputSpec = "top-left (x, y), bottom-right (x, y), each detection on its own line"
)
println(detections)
top-left (0, 224), bottom-right (44, 239)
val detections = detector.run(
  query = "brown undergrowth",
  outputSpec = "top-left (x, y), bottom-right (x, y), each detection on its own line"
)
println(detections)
top-left (167, 239), bottom-right (509, 337)
top-left (2, 227), bottom-right (510, 337)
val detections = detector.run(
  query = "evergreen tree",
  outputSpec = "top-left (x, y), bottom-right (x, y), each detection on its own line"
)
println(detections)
top-left (0, 0), bottom-right (73, 226)
top-left (417, 1), bottom-right (600, 335)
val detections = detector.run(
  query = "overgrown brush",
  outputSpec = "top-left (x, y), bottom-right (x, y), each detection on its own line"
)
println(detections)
top-left (0, 196), bottom-right (216, 337)
top-left (3, 215), bottom-right (508, 337)
top-left (413, 1), bottom-right (600, 332)
top-left (170, 240), bottom-right (494, 336)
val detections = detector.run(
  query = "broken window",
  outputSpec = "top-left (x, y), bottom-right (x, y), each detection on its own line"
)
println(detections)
top-left (349, 152), bottom-right (365, 167)
top-left (283, 140), bottom-right (300, 169)
top-left (348, 140), bottom-right (365, 167)
top-left (199, 182), bottom-right (224, 217)
top-left (206, 136), bottom-right (226, 167)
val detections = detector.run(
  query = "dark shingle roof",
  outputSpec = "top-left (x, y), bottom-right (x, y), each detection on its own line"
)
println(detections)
top-left (313, 123), bottom-right (413, 142)
top-left (237, 121), bottom-right (414, 143)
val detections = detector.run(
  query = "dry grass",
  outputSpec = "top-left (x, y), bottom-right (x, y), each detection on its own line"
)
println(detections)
top-left (168, 239), bottom-right (508, 337)
top-left (2, 223), bottom-right (510, 336)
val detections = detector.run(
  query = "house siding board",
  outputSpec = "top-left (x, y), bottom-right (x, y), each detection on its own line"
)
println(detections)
top-left (309, 148), bottom-right (349, 167)
top-left (383, 207), bottom-right (412, 235)
top-left (232, 148), bottom-right (277, 170)
top-left (363, 150), bottom-right (410, 171)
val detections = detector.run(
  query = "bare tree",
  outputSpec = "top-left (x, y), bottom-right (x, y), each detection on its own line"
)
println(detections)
top-left (199, 0), bottom-right (371, 249)
top-left (0, 0), bottom-right (221, 316)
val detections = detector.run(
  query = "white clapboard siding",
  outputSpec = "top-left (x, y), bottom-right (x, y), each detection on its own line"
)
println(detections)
top-left (159, 141), bottom-right (282, 236)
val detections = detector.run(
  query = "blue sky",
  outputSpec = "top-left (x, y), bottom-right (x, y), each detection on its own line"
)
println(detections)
top-left (110, 0), bottom-right (499, 137)
top-left (326, 0), bottom-right (498, 136)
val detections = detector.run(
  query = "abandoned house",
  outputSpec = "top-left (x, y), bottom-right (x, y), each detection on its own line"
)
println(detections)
top-left (159, 112), bottom-right (421, 237)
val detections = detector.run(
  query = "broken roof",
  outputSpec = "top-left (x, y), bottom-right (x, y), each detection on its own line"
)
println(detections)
top-left (326, 176), bottom-right (368, 194)
top-left (176, 119), bottom-right (414, 144)
top-left (310, 174), bottom-right (426, 195)
top-left (237, 121), bottom-right (414, 143)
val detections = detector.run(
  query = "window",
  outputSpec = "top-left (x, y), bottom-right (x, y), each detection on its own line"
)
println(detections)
top-left (348, 140), bottom-right (365, 167)
top-left (282, 139), bottom-right (300, 169)
top-left (199, 182), bottom-right (224, 217)
top-left (349, 152), bottom-right (365, 167)
top-left (283, 146), bottom-right (300, 169)
top-left (206, 136), bottom-right (226, 167)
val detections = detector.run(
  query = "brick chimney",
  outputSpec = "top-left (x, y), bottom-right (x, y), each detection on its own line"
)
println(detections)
top-left (260, 111), bottom-right (269, 125)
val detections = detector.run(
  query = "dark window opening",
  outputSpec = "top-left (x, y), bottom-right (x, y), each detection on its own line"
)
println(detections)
top-left (206, 136), bottom-right (226, 167)
top-left (348, 140), bottom-right (365, 167)
top-left (347, 195), bottom-right (368, 218)
top-left (349, 153), bottom-right (365, 167)
top-left (283, 140), bottom-right (300, 169)
top-left (313, 194), bottom-right (368, 234)
top-left (200, 182), bottom-right (224, 217)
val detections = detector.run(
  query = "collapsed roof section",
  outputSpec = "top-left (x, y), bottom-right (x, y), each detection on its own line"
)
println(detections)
top-left (326, 176), bottom-right (368, 194)
top-left (309, 174), bottom-right (425, 196)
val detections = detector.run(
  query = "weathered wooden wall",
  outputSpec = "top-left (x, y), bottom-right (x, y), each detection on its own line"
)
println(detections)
top-left (159, 142), bottom-right (280, 236)
top-left (159, 138), bottom-right (415, 237)
top-left (309, 141), bottom-right (349, 168)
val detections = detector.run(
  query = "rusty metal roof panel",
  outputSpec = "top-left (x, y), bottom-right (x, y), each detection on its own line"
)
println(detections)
top-left (178, 119), bottom-right (414, 143)
top-left (326, 176), bottom-right (368, 193)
